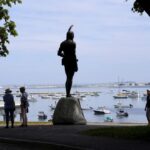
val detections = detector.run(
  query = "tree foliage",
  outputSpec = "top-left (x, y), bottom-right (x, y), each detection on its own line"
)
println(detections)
top-left (0, 0), bottom-right (22, 57)
top-left (129, 0), bottom-right (150, 16)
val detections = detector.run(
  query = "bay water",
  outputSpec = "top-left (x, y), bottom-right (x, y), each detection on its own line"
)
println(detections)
top-left (0, 86), bottom-right (148, 123)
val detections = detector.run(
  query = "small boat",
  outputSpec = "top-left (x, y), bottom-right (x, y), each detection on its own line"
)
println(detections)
top-left (128, 91), bottom-right (139, 99)
top-left (15, 90), bottom-right (21, 97)
top-left (141, 93), bottom-right (147, 101)
top-left (116, 109), bottom-right (128, 117)
top-left (114, 103), bottom-right (133, 108)
top-left (51, 94), bottom-right (62, 100)
top-left (93, 107), bottom-right (111, 115)
top-left (49, 104), bottom-right (56, 110)
top-left (16, 94), bottom-right (21, 97)
top-left (113, 93), bottom-right (128, 99)
top-left (90, 92), bottom-right (100, 97)
top-left (81, 106), bottom-right (93, 110)
top-left (38, 111), bottom-right (47, 120)
top-left (41, 95), bottom-right (51, 99)
top-left (104, 116), bottom-right (113, 122)
top-left (49, 101), bottom-right (57, 110)
top-left (28, 95), bottom-right (37, 102)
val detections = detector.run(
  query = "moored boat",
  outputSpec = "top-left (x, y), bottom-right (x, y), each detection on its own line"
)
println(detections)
top-left (28, 95), bottom-right (37, 102)
top-left (113, 93), bottom-right (128, 99)
top-left (93, 107), bottom-right (111, 115)
top-left (104, 116), bottom-right (113, 122)
top-left (114, 103), bottom-right (133, 108)
top-left (128, 91), bottom-right (139, 99)
top-left (38, 111), bottom-right (47, 120)
top-left (141, 93), bottom-right (147, 101)
top-left (41, 95), bottom-right (51, 99)
top-left (116, 109), bottom-right (128, 117)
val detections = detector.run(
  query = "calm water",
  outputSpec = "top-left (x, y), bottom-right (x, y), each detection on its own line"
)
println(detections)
top-left (0, 86), bottom-right (148, 123)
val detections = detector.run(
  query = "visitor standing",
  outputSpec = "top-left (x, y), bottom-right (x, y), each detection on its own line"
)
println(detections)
top-left (145, 90), bottom-right (150, 125)
top-left (20, 86), bottom-right (29, 127)
top-left (3, 88), bottom-right (15, 128)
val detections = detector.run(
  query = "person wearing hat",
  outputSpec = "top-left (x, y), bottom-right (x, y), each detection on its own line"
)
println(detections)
top-left (20, 86), bottom-right (29, 127)
top-left (145, 90), bottom-right (150, 125)
top-left (3, 88), bottom-right (15, 128)
top-left (58, 25), bottom-right (78, 97)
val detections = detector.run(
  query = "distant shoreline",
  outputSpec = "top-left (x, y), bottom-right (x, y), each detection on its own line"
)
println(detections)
top-left (1, 83), bottom-right (150, 89)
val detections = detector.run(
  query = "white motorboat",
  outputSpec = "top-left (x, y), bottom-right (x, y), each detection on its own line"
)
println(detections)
top-left (81, 106), bottom-right (93, 110)
top-left (128, 91), bottom-right (139, 99)
top-left (116, 109), bottom-right (128, 117)
top-left (113, 93), bottom-right (128, 99)
top-left (93, 107), bottom-right (111, 115)
top-left (28, 95), bottom-right (37, 102)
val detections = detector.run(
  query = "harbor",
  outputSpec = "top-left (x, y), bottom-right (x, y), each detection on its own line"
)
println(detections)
top-left (0, 85), bottom-right (148, 124)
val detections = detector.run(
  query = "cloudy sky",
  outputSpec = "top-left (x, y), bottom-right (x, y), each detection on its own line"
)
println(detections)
top-left (0, 0), bottom-right (150, 85)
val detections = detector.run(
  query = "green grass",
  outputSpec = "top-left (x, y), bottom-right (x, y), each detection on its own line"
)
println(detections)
top-left (82, 126), bottom-right (150, 140)
top-left (0, 121), bottom-right (52, 126)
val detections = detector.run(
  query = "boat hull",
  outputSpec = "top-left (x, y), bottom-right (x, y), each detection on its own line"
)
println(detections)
top-left (94, 110), bottom-right (105, 115)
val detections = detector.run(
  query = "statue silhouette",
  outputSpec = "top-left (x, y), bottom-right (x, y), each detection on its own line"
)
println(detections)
top-left (58, 25), bottom-right (78, 97)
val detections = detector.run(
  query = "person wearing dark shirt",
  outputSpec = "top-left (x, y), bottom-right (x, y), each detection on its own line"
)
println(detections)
top-left (3, 88), bottom-right (15, 128)
top-left (145, 90), bottom-right (150, 125)
top-left (58, 25), bottom-right (78, 97)
top-left (20, 87), bottom-right (29, 127)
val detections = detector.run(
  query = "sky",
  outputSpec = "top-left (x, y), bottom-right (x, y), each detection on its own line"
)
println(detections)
top-left (0, 0), bottom-right (150, 85)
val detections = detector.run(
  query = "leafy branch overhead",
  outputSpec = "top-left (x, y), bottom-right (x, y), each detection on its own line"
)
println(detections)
top-left (0, 0), bottom-right (22, 57)
top-left (128, 0), bottom-right (150, 16)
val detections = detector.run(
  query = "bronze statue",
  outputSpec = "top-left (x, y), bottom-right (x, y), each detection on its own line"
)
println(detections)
top-left (58, 25), bottom-right (78, 97)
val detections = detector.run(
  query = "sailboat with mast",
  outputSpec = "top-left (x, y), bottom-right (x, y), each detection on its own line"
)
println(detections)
top-left (113, 77), bottom-right (128, 99)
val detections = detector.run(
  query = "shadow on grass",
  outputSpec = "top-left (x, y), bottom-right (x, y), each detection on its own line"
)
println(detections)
top-left (82, 126), bottom-right (150, 141)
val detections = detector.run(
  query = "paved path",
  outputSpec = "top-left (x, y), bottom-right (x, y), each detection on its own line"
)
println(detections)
top-left (0, 123), bottom-right (149, 150)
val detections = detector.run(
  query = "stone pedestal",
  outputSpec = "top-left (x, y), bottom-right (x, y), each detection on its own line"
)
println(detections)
top-left (52, 97), bottom-right (86, 125)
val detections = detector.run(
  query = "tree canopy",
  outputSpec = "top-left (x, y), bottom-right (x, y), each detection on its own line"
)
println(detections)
top-left (130, 0), bottom-right (150, 16)
top-left (0, 0), bottom-right (22, 57)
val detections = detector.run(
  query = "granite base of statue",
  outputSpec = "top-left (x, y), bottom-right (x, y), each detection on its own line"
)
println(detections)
top-left (52, 97), bottom-right (87, 125)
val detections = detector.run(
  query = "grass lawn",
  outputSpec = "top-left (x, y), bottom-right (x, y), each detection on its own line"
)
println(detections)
top-left (82, 126), bottom-right (150, 140)
top-left (0, 121), bottom-right (52, 126)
